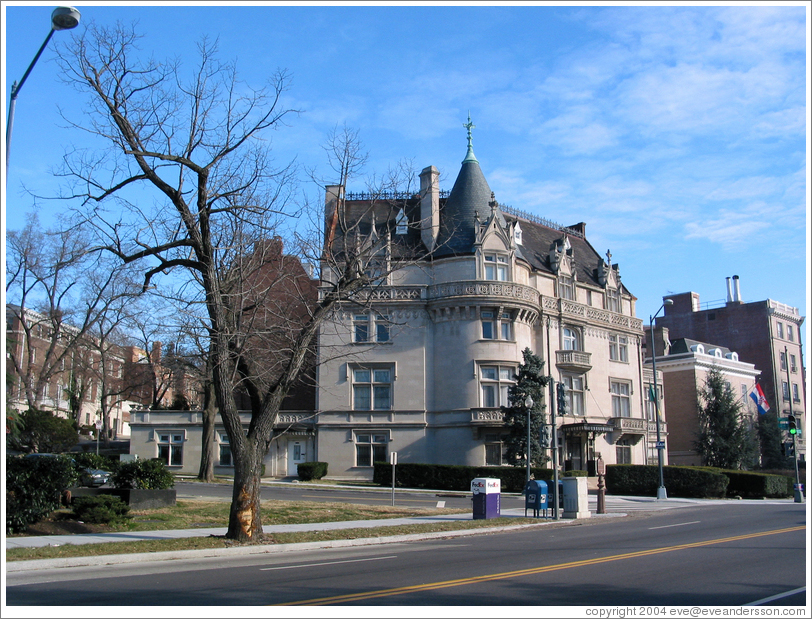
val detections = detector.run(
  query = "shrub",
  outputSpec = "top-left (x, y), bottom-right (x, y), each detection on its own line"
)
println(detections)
top-left (8, 408), bottom-right (78, 454)
top-left (372, 462), bottom-right (558, 492)
top-left (606, 464), bottom-right (728, 498)
top-left (563, 470), bottom-right (589, 477)
top-left (6, 453), bottom-right (79, 534)
top-left (297, 461), bottom-right (328, 481)
top-left (112, 458), bottom-right (174, 490)
top-left (73, 452), bottom-right (120, 473)
top-left (72, 495), bottom-right (131, 525)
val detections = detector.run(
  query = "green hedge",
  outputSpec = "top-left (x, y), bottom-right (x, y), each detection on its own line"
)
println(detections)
top-left (297, 461), bottom-right (328, 481)
top-left (721, 471), bottom-right (790, 498)
top-left (112, 459), bottom-right (174, 490)
top-left (6, 454), bottom-right (79, 534)
top-left (372, 462), bottom-right (559, 492)
top-left (606, 465), bottom-right (729, 498)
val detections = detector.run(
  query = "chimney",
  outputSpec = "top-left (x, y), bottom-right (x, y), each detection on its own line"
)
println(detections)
top-left (151, 341), bottom-right (162, 364)
top-left (725, 277), bottom-right (733, 303)
top-left (732, 275), bottom-right (742, 303)
top-left (419, 165), bottom-right (440, 252)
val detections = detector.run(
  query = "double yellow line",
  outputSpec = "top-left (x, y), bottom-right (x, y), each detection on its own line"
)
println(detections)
top-left (279, 525), bottom-right (805, 605)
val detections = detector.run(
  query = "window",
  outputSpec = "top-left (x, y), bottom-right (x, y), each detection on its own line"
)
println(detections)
top-left (485, 443), bottom-right (503, 466)
top-left (606, 288), bottom-right (620, 312)
top-left (219, 433), bottom-right (232, 466)
top-left (611, 381), bottom-right (631, 417)
top-left (353, 314), bottom-right (369, 343)
top-left (782, 381), bottom-right (790, 401)
top-left (563, 327), bottom-right (580, 351)
top-left (480, 365), bottom-right (515, 408)
top-left (355, 433), bottom-right (387, 467)
top-left (352, 367), bottom-right (392, 410)
top-left (780, 352), bottom-right (787, 371)
top-left (609, 334), bottom-right (628, 362)
top-left (561, 374), bottom-right (585, 416)
top-left (481, 310), bottom-right (512, 341)
top-left (616, 439), bottom-right (632, 465)
top-left (793, 383), bottom-right (800, 402)
top-left (484, 254), bottom-right (508, 281)
top-left (777, 322), bottom-right (784, 338)
top-left (157, 432), bottom-right (184, 466)
top-left (787, 325), bottom-right (794, 342)
top-left (354, 314), bottom-right (390, 343)
top-left (558, 275), bottom-right (575, 300)
top-left (790, 354), bottom-right (798, 373)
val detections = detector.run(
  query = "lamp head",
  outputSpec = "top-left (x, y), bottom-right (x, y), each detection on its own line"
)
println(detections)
top-left (664, 299), bottom-right (674, 306)
top-left (51, 6), bottom-right (81, 31)
top-left (524, 395), bottom-right (533, 409)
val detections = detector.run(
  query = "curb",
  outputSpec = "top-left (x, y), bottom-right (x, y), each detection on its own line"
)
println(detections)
top-left (6, 517), bottom-right (591, 574)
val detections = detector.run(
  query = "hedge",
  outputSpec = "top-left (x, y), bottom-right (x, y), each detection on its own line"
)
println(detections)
top-left (112, 458), bottom-right (174, 490)
top-left (297, 461), bottom-right (328, 481)
top-left (373, 462), bottom-right (559, 492)
top-left (606, 465), bottom-right (729, 498)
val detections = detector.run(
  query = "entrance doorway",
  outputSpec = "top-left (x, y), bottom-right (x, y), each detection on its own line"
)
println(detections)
top-left (287, 440), bottom-right (307, 476)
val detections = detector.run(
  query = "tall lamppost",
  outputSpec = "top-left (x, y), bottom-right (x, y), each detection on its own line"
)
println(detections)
top-left (650, 298), bottom-right (673, 500)
top-left (6, 6), bottom-right (81, 178)
top-left (525, 394), bottom-right (533, 483)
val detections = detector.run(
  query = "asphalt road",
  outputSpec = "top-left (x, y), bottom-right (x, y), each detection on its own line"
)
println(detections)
top-left (6, 501), bottom-right (806, 607)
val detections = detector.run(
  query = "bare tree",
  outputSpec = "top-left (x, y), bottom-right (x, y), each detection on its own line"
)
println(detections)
top-left (53, 23), bottom-right (426, 541)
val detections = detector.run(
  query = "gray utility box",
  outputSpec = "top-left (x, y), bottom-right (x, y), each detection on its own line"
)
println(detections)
top-left (471, 477), bottom-right (501, 519)
top-left (524, 479), bottom-right (548, 518)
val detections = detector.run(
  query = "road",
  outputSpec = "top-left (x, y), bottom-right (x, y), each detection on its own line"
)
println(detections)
top-left (6, 501), bottom-right (806, 607)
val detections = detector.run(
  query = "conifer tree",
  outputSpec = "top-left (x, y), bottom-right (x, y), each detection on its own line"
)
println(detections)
top-left (694, 367), bottom-right (759, 470)
top-left (503, 348), bottom-right (550, 468)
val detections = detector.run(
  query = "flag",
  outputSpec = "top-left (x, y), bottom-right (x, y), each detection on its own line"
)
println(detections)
top-left (750, 384), bottom-right (770, 415)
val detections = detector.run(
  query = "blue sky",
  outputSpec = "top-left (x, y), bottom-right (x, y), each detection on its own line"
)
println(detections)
top-left (3, 2), bottom-right (809, 338)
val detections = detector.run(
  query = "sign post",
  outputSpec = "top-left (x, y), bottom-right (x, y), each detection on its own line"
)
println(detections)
top-left (95, 419), bottom-right (102, 455)
top-left (390, 451), bottom-right (398, 506)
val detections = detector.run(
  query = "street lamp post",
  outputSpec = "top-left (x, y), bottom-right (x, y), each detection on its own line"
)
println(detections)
top-left (6, 6), bottom-right (81, 178)
top-left (650, 298), bottom-right (673, 500)
top-left (525, 394), bottom-right (533, 483)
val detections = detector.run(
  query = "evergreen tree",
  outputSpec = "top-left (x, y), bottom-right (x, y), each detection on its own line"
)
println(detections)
top-left (502, 349), bottom-right (550, 468)
top-left (757, 412), bottom-right (791, 469)
top-left (694, 367), bottom-right (759, 470)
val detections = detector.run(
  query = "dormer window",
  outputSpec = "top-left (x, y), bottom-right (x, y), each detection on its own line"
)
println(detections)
top-left (484, 253), bottom-right (508, 281)
top-left (606, 288), bottom-right (620, 313)
top-left (395, 209), bottom-right (408, 235)
top-left (558, 275), bottom-right (575, 300)
top-left (514, 221), bottom-right (523, 246)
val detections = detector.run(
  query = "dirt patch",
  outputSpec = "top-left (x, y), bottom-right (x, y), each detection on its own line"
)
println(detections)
top-left (11, 515), bottom-right (112, 537)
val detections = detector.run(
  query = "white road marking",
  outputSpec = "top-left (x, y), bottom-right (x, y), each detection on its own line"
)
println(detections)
top-left (745, 587), bottom-right (806, 605)
top-left (648, 520), bottom-right (701, 530)
top-left (260, 555), bottom-right (398, 571)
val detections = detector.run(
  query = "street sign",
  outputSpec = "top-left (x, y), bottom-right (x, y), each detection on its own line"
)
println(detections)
top-left (778, 419), bottom-right (789, 429)
top-left (656, 441), bottom-right (665, 449)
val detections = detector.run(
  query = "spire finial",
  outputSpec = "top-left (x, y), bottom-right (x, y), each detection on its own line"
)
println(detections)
top-left (462, 111), bottom-right (478, 164)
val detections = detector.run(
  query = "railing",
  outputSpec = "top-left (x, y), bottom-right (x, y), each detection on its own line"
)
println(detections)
top-left (555, 350), bottom-right (592, 371)
top-left (611, 417), bottom-right (646, 433)
top-left (471, 409), bottom-right (506, 424)
top-left (428, 281), bottom-right (539, 304)
top-left (500, 205), bottom-right (585, 239)
top-left (542, 296), bottom-right (644, 331)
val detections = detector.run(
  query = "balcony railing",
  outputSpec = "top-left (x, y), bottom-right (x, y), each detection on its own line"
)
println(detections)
top-left (471, 409), bottom-right (506, 424)
top-left (555, 350), bottom-right (592, 372)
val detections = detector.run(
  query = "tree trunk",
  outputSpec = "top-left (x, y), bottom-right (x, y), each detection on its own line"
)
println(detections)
top-left (197, 380), bottom-right (217, 482)
top-left (226, 439), bottom-right (265, 541)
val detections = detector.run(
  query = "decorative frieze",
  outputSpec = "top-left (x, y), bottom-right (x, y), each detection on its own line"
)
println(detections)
top-left (428, 281), bottom-right (539, 304)
top-left (471, 409), bottom-right (506, 423)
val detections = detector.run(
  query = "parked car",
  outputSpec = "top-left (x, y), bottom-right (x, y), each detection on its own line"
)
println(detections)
top-left (24, 453), bottom-right (111, 488)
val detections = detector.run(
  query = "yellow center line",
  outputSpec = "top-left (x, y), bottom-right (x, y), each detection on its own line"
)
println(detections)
top-left (277, 525), bottom-right (805, 605)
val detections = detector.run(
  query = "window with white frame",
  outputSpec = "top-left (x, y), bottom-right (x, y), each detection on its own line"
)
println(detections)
top-left (484, 253), bottom-right (508, 281)
top-left (777, 322), bottom-right (784, 338)
top-left (609, 334), bottom-right (628, 362)
top-left (780, 352), bottom-right (787, 370)
top-left (355, 433), bottom-right (388, 467)
top-left (790, 354), bottom-right (798, 373)
top-left (352, 367), bottom-right (392, 410)
top-left (219, 433), bottom-right (232, 466)
top-left (606, 288), bottom-right (620, 312)
top-left (563, 326), bottom-right (581, 351)
top-left (558, 275), bottom-right (575, 300)
top-left (561, 374), bottom-right (585, 416)
top-left (787, 325), bottom-right (794, 342)
top-left (481, 310), bottom-right (512, 340)
top-left (782, 381), bottom-right (790, 401)
top-left (353, 313), bottom-right (390, 344)
top-left (479, 364), bottom-right (516, 408)
top-left (611, 381), bottom-right (632, 418)
top-left (616, 439), bottom-right (632, 464)
top-left (793, 383), bottom-right (800, 402)
top-left (157, 431), bottom-right (184, 466)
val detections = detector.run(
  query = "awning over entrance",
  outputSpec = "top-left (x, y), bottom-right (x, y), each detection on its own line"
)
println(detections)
top-left (560, 422), bottom-right (614, 435)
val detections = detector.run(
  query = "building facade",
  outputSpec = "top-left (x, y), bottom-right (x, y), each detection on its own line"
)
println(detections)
top-left (314, 127), bottom-right (660, 480)
top-left (654, 279), bottom-right (806, 462)
top-left (647, 332), bottom-right (761, 466)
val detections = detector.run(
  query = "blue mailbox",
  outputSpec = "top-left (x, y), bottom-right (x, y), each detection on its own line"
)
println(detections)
top-left (524, 479), bottom-right (549, 518)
